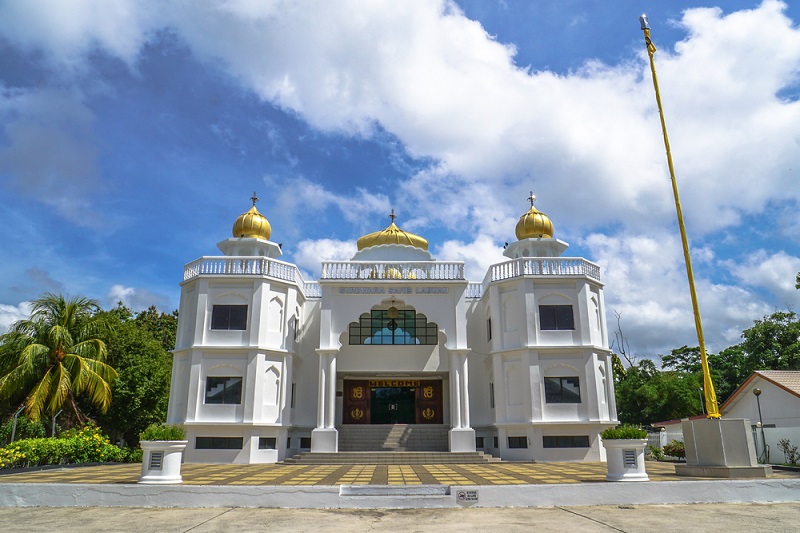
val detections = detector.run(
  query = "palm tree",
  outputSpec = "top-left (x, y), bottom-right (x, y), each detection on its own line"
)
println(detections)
top-left (0, 293), bottom-right (118, 423)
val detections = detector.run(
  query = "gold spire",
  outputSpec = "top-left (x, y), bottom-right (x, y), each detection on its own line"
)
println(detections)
top-left (515, 192), bottom-right (554, 240)
top-left (356, 209), bottom-right (429, 251)
top-left (232, 192), bottom-right (272, 240)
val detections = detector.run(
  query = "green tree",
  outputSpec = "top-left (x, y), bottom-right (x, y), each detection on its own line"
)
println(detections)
top-left (91, 304), bottom-right (174, 446)
top-left (134, 306), bottom-right (178, 352)
top-left (738, 310), bottom-right (800, 375)
top-left (0, 294), bottom-right (118, 424)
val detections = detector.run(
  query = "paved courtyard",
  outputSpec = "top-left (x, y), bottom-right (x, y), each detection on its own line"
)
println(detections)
top-left (1, 461), bottom-right (796, 486)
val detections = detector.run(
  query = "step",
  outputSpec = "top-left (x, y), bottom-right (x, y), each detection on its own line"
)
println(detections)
top-left (337, 424), bottom-right (450, 452)
top-left (282, 451), bottom-right (501, 465)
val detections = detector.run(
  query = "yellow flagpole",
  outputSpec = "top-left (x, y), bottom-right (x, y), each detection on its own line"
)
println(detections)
top-left (639, 15), bottom-right (719, 418)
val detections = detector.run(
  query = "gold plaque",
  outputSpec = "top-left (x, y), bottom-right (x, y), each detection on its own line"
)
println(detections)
top-left (423, 386), bottom-right (434, 399)
top-left (351, 408), bottom-right (364, 421)
top-left (352, 386), bottom-right (363, 399)
top-left (422, 408), bottom-right (435, 420)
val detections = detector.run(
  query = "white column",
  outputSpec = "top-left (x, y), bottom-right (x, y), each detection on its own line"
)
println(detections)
top-left (448, 349), bottom-right (475, 452)
top-left (316, 352), bottom-right (326, 429)
top-left (450, 352), bottom-right (462, 429)
top-left (460, 351), bottom-right (471, 428)
top-left (311, 349), bottom-right (339, 452)
top-left (325, 353), bottom-right (337, 428)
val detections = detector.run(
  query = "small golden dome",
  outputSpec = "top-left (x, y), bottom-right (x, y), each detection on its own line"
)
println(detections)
top-left (232, 193), bottom-right (272, 240)
top-left (515, 192), bottom-right (554, 240)
top-left (357, 210), bottom-right (429, 251)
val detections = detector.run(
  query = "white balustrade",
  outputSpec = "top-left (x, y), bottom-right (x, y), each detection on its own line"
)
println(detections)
top-left (182, 256), bottom-right (322, 298)
top-left (320, 261), bottom-right (465, 280)
top-left (480, 257), bottom-right (601, 295)
top-left (466, 283), bottom-right (483, 299)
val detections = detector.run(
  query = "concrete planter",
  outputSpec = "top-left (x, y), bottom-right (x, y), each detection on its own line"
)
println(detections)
top-left (603, 438), bottom-right (649, 482)
top-left (139, 440), bottom-right (188, 484)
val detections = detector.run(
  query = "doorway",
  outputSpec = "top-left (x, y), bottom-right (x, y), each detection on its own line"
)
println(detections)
top-left (370, 387), bottom-right (416, 424)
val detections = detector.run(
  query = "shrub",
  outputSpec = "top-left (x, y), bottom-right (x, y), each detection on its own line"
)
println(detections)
top-left (777, 439), bottom-right (799, 466)
top-left (139, 423), bottom-right (185, 442)
top-left (0, 424), bottom-right (125, 469)
top-left (0, 416), bottom-right (47, 446)
top-left (648, 445), bottom-right (665, 461)
top-left (601, 424), bottom-right (648, 440)
top-left (663, 440), bottom-right (686, 459)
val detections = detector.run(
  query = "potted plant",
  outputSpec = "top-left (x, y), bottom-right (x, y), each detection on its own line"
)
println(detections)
top-left (138, 423), bottom-right (187, 484)
top-left (601, 424), bottom-right (650, 482)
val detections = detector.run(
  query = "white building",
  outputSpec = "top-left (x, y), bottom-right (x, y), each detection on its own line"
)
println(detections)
top-left (167, 194), bottom-right (618, 463)
top-left (721, 371), bottom-right (800, 463)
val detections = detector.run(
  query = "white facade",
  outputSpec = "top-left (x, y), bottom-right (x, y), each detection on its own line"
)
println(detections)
top-left (167, 199), bottom-right (618, 463)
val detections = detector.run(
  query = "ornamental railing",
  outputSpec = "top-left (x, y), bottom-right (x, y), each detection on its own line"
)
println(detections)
top-left (466, 283), bottom-right (483, 299)
top-left (483, 257), bottom-right (601, 291)
top-left (183, 256), bottom-right (322, 299)
top-left (320, 261), bottom-right (465, 281)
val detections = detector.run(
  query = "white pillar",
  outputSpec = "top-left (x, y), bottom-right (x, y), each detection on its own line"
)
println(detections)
top-left (460, 351), bottom-right (471, 428)
top-left (311, 349), bottom-right (338, 452)
top-left (326, 353), bottom-right (337, 428)
top-left (448, 349), bottom-right (475, 452)
top-left (450, 352), bottom-right (462, 429)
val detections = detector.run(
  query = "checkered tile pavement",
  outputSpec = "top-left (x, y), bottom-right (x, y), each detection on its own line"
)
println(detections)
top-left (2, 461), bottom-right (796, 486)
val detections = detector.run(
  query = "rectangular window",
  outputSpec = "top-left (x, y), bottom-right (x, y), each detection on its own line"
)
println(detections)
top-left (211, 305), bottom-right (248, 330)
top-left (493, 436), bottom-right (499, 448)
top-left (475, 437), bottom-right (485, 449)
top-left (508, 436), bottom-right (528, 449)
top-left (543, 435), bottom-right (590, 448)
top-left (205, 376), bottom-right (243, 404)
top-left (258, 437), bottom-right (277, 450)
top-left (195, 437), bottom-right (244, 450)
top-left (544, 376), bottom-right (581, 403)
top-left (300, 437), bottom-right (312, 449)
top-left (539, 305), bottom-right (575, 330)
top-left (290, 383), bottom-right (297, 408)
top-left (489, 383), bottom-right (495, 409)
top-left (286, 437), bottom-right (292, 449)
top-left (486, 317), bottom-right (492, 341)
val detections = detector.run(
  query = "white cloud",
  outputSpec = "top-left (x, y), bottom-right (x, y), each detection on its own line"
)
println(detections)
top-left (106, 284), bottom-right (169, 312)
top-left (0, 301), bottom-right (32, 333)
top-left (584, 231), bottom-right (772, 356)
top-left (435, 235), bottom-right (505, 282)
top-left (725, 250), bottom-right (800, 306)
top-left (292, 238), bottom-right (358, 280)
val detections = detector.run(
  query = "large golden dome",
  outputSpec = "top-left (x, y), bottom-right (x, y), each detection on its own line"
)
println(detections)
top-left (515, 193), bottom-right (554, 240)
top-left (232, 193), bottom-right (272, 240)
top-left (357, 210), bottom-right (428, 251)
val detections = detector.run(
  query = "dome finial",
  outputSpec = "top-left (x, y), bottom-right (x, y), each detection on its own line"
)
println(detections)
top-left (232, 193), bottom-right (272, 240)
top-left (389, 208), bottom-right (397, 223)
top-left (515, 191), bottom-right (554, 240)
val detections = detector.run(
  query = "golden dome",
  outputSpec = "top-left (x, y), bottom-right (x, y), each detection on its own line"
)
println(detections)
top-left (357, 210), bottom-right (429, 251)
top-left (232, 193), bottom-right (272, 240)
top-left (515, 192), bottom-right (554, 240)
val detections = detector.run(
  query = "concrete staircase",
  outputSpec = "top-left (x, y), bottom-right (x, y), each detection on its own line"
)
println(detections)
top-left (282, 451), bottom-right (501, 464)
top-left (282, 424), bottom-right (501, 464)
top-left (338, 424), bottom-right (448, 452)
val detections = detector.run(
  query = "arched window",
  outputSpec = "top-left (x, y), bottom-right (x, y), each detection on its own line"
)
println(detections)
top-left (348, 308), bottom-right (438, 345)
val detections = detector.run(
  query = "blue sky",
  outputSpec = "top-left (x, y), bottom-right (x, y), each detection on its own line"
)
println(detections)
top-left (0, 0), bottom-right (798, 359)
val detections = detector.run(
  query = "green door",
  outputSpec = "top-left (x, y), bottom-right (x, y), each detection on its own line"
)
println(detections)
top-left (370, 387), bottom-right (416, 424)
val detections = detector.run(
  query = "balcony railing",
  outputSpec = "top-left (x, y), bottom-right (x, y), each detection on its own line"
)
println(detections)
top-left (484, 257), bottom-right (601, 287)
top-left (320, 261), bottom-right (465, 280)
top-left (183, 256), bottom-right (322, 299)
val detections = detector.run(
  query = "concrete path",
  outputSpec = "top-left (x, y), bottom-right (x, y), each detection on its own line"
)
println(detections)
top-left (1, 502), bottom-right (799, 532)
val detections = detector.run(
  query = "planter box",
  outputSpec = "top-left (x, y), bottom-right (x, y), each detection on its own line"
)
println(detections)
top-left (603, 438), bottom-right (649, 482)
top-left (139, 440), bottom-right (188, 484)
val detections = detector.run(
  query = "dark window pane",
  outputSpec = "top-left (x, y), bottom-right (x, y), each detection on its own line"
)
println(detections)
top-left (300, 437), bottom-right (311, 448)
top-left (259, 437), bottom-right (277, 450)
top-left (205, 376), bottom-right (242, 404)
top-left (508, 436), bottom-right (528, 449)
top-left (211, 305), bottom-right (248, 330)
top-left (544, 376), bottom-right (581, 403)
top-left (196, 437), bottom-right (243, 450)
top-left (539, 305), bottom-right (574, 330)
top-left (543, 435), bottom-right (590, 448)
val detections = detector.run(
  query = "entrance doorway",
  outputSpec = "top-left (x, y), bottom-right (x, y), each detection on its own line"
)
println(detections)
top-left (370, 387), bottom-right (416, 424)
top-left (343, 379), bottom-right (443, 424)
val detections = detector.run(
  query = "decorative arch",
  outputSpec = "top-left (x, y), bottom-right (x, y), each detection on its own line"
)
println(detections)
top-left (348, 305), bottom-right (438, 345)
